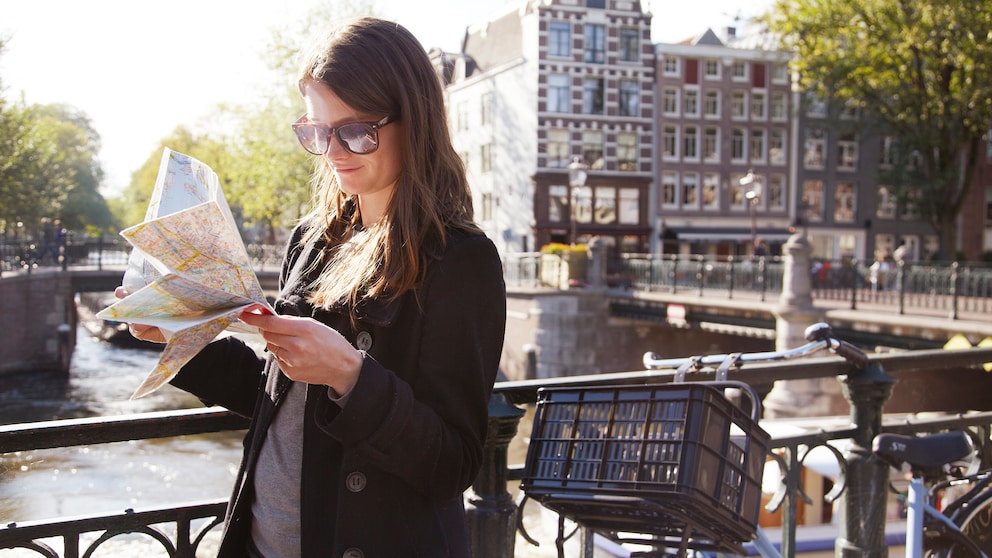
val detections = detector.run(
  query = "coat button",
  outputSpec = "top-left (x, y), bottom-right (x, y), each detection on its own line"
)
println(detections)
top-left (356, 331), bottom-right (373, 351)
top-left (345, 471), bottom-right (367, 492)
top-left (343, 549), bottom-right (364, 558)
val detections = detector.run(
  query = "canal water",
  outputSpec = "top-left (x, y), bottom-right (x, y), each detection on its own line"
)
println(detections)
top-left (0, 320), bottom-right (577, 556)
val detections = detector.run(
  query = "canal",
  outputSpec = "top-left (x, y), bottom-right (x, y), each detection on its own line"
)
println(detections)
top-left (0, 313), bottom-right (580, 556)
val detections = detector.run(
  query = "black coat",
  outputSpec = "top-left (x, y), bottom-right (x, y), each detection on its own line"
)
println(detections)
top-left (172, 224), bottom-right (506, 557)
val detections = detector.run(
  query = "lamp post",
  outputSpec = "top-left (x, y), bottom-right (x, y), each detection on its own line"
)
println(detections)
top-left (740, 170), bottom-right (763, 256)
top-left (567, 156), bottom-right (588, 246)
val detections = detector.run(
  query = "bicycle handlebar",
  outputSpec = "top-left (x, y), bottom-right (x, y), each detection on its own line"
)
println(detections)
top-left (642, 322), bottom-right (869, 375)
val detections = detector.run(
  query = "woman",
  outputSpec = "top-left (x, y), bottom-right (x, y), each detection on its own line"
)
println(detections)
top-left (123, 17), bottom-right (506, 557)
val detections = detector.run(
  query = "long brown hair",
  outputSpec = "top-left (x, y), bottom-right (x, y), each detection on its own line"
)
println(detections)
top-left (297, 18), bottom-right (478, 312)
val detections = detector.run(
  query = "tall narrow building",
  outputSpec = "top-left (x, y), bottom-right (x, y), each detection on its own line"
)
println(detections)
top-left (437, 0), bottom-right (655, 256)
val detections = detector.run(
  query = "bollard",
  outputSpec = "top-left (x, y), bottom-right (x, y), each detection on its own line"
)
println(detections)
top-left (836, 361), bottom-right (897, 558)
top-left (467, 392), bottom-right (525, 558)
top-left (849, 258), bottom-right (859, 310)
top-left (727, 256), bottom-right (735, 299)
top-left (950, 262), bottom-right (959, 320)
top-left (670, 254), bottom-right (678, 294)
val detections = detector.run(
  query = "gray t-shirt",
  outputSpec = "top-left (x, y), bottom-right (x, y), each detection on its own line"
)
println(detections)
top-left (250, 380), bottom-right (305, 557)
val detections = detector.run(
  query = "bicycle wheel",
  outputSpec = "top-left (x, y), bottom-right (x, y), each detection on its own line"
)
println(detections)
top-left (955, 487), bottom-right (992, 556)
top-left (930, 487), bottom-right (992, 557)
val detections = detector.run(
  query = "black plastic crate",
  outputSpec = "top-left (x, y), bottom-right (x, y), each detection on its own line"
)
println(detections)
top-left (520, 383), bottom-right (770, 553)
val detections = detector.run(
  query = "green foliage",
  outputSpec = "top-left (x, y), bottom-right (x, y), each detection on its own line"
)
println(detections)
top-left (0, 100), bottom-right (115, 238)
top-left (540, 243), bottom-right (588, 255)
top-left (765, 0), bottom-right (992, 258)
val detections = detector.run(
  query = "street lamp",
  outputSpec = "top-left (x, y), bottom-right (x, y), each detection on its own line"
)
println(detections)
top-left (740, 170), bottom-right (763, 256)
top-left (567, 156), bottom-right (588, 246)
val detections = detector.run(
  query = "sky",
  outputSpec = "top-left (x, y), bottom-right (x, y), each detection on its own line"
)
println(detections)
top-left (0, 0), bottom-right (771, 197)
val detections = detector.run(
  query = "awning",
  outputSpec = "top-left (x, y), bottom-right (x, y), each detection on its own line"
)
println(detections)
top-left (671, 227), bottom-right (795, 242)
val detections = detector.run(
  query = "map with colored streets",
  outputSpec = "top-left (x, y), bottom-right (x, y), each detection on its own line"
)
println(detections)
top-left (98, 148), bottom-right (273, 399)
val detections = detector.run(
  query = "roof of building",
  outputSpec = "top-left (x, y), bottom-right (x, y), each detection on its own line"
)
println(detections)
top-left (462, 6), bottom-right (524, 73)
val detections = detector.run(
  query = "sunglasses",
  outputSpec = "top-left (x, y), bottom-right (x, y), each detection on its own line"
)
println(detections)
top-left (292, 114), bottom-right (396, 155)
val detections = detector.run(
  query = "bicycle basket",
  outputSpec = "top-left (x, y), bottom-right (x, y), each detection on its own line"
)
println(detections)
top-left (520, 383), bottom-right (770, 553)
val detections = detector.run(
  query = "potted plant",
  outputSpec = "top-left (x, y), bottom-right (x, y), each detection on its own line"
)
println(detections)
top-left (540, 243), bottom-right (588, 288)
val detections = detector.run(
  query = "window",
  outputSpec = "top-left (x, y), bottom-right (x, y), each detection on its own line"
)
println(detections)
top-left (619, 80), bottom-right (640, 117)
top-left (804, 128), bottom-right (826, 169)
top-left (806, 94), bottom-right (827, 118)
top-left (574, 185), bottom-right (593, 223)
top-left (880, 136), bottom-right (895, 167)
top-left (703, 127), bottom-right (719, 161)
top-left (877, 186), bottom-right (897, 219)
top-left (704, 90), bottom-right (720, 118)
top-left (548, 21), bottom-right (571, 57)
top-left (684, 89), bottom-right (699, 117)
top-left (547, 128), bottom-right (570, 169)
top-left (583, 78), bottom-right (604, 114)
top-left (582, 130), bottom-right (603, 168)
top-left (594, 187), bottom-right (617, 224)
top-left (802, 180), bottom-right (824, 222)
top-left (840, 101), bottom-right (858, 120)
top-left (702, 173), bottom-right (720, 209)
top-left (732, 61), bottom-right (748, 81)
top-left (751, 92), bottom-right (766, 120)
top-left (837, 132), bottom-right (858, 170)
top-left (683, 126), bottom-right (699, 160)
top-left (731, 129), bottom-right (746, 162)
top-left (481, 93), bottom-right (493, 126)
top-left (619, 188), bottom-right (640, 224)
top-left (549, 184), bottom-right (568, 222)
top-left (663, 126), bottom-right (678, 159)
top-left (767, 174), bottom-right (785, 210)
top-left (617, 132), bottom-right (637, 171)
top-left (663, 87), bottom-right (679, 115)
top-left (750, 129), bottom-right (766, 163)
top-left (663, 57), bottom-right (680, 76)
top-left (661, 172), bottom-right (679, 208)
top-left (481, 143), bottom-right (492, 173)
top-left (731, 91), bottom-right (748, 119)
top-left (704, 59), bottom-right (720, 79)
top-left (682, 172), bottom-right (700, 209)
top-left (730, 172), bottom-right (749, 210)
top-left (769, 130), bottom-right (786, 165)
top-left (901, 189), bottom-right (921, 220)
top-left (771, 92), bottom-right (787, 121)
top-left (619, 27), bottom-right (639, 62)
top-left (456, 101), bottom-right (469, 131)
top-left (481, 192), bottom-right (493, 222)
top-left (835, 181), bottom-right (856, 222)
top-left (771, 63), bottom-right (789, 84)
top-left (584, 24), bottom-right (606, 63)
top-left (547, 74), bottom-right (570, 113)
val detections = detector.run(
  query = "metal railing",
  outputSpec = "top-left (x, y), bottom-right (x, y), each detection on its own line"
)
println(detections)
top-left (2, 340), bottom-right (992, 557)
top-left (503, 251), bottom-right (992, 320)
top-left (0, 238), bottom-right (285, 277)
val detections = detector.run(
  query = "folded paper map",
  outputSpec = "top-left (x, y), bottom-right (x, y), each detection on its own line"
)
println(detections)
top-left (98, 148), bottom-right (274, 399)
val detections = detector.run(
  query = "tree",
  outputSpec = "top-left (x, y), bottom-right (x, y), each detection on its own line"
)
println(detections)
top-left (0, 100), bottom-right (112, 238)
top-left (766, 0), bottom-right (992, 259)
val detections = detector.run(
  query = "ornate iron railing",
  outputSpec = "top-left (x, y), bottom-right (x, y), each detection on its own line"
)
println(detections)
top-left (2, 345), bottom-right (991, 557)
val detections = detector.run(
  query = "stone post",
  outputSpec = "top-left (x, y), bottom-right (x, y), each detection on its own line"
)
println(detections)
top-left (586, 236), bottom-right (607, 290)
top-left (764, 232), bottom-right (839, 418)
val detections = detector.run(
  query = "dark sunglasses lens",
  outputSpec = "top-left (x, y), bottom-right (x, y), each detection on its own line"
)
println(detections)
top-left (294, 125), bottom-right (326, 155)
top-left (337, 123), bottom-right (378, 154)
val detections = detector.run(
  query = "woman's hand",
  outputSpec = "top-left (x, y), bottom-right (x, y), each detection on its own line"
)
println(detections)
top-left (239, 305), bottom-right (363, 396)
top-left (113, 286), bottom-right (167, 343)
